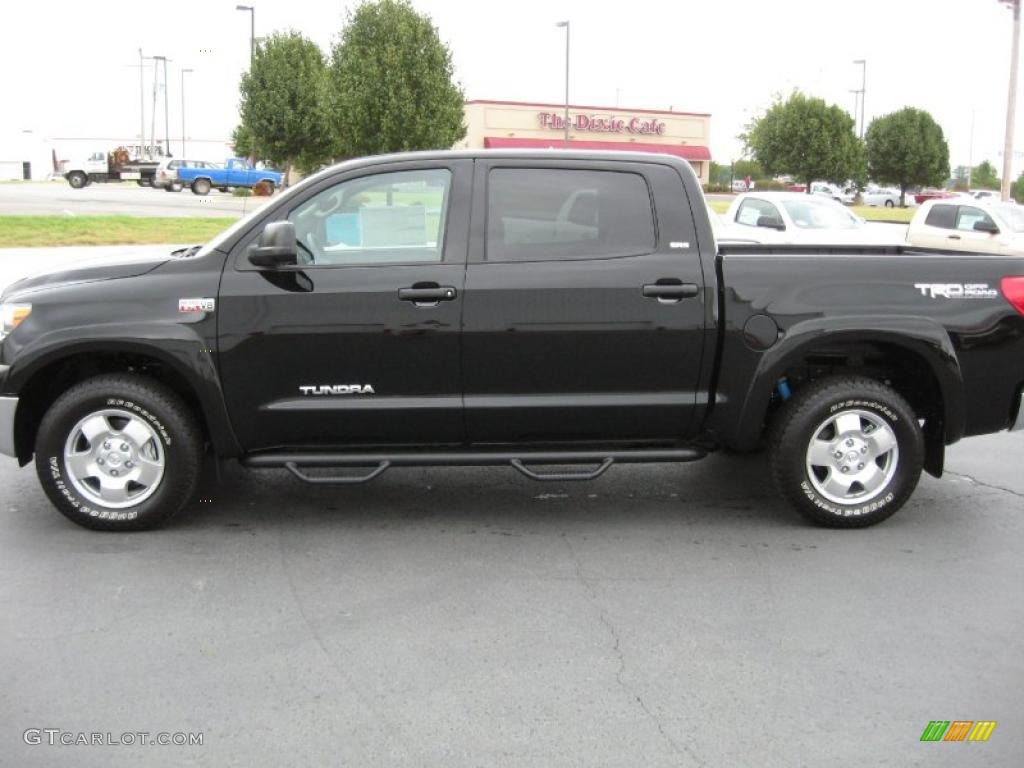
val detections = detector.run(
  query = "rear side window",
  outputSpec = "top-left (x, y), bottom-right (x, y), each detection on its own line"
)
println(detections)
top-left (486, 169), bottom-right (655, 261)
top-left (924, 204), bottom-right (956, 229)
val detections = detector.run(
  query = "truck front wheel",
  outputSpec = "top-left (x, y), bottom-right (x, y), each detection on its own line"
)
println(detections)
top-left (191, 178), bottom-right (212, 196)
top-left (34, 375), bottom-right (203, 531)
top-left (67, 172), bottom-right (87, 189)
top-left (769, 376), bottom-right (924, 528)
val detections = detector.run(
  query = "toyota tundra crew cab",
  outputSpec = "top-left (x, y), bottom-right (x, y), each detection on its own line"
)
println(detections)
top-left (2, 150), bottom-right (1023, 531)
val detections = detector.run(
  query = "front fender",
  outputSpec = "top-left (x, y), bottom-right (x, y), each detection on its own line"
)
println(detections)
top-left (8, 332), bottom-right (238, 455)
top-left (719, 315), bottom-right (964, 451)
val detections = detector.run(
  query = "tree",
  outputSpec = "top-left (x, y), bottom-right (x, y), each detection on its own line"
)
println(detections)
top-left (971, 160), bottom-right (1000, 190)
top-left (865, 107), bottom-right (949, 207)
top-left (744, 91), bottom-right (863, 192)
top-left (238, 31), bottom-right (333, 179)
top-left (230, 123), bottom-right (266, 164)
top-left (328, 0), bottom-right (466, 158)
top-left (1011, 170), bottom-right (1024, 203)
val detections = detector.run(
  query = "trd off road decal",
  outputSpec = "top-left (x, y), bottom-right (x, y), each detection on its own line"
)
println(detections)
top-left (914, 283), bottom-right (998, 299)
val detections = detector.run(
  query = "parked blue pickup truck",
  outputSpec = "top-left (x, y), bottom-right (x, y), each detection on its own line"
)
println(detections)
top-left (177, 158), bottom-right (283, 196)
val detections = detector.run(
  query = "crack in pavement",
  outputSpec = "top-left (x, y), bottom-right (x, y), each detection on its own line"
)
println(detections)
top-left (562, 534), bottom-right (705, 767)
top-left (945, 471), bottom-right (1024, 501)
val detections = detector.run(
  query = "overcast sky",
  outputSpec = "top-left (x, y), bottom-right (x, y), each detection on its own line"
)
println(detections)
top-left (1, 0), bottom-right (1021, 174)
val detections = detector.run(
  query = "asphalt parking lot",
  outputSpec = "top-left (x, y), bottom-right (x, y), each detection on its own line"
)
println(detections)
top-left (0, 181), bottom-right (271, 218)
top-left (1, 431), bottom-right (1021, 767)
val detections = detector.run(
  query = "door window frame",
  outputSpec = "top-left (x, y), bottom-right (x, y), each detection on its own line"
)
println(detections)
top-left (230, 159), bottom-right (473, 272)
top-left (469, 157), bottom-right (680, 265)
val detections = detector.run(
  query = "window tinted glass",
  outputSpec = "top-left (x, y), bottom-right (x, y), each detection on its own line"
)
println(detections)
top-left (924, 204), bottom-right (956, 228)
top-left (486, 169), bottom-right (655, 261)
top-left (955, 206), bottom-right (996, 232)
top-left (288, 168), bottom-right (451, 266)
top-left (735, 198), bottom-right (781, 226)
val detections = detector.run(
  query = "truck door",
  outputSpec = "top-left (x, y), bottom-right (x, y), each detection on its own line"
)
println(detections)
top-left (217, 160), bottom-right (471, 450)
top-left (461, 159), bottom-right (707, 443)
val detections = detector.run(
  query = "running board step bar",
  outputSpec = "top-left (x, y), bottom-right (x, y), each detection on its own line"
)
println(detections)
top-left (242, 448), bottom-right (705, 486)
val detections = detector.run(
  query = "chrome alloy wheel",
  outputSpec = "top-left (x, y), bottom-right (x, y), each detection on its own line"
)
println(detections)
top-left (805, 409), bottom-right (899, 505)
top-left (62, 409), bottom-right (166, 509)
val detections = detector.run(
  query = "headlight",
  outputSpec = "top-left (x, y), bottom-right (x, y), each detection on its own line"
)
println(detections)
top-left (0, 302), bottom-right (31, 340)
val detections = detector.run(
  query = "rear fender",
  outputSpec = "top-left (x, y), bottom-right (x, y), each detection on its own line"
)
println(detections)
top-left (726, 315), bottom-right (964, 452)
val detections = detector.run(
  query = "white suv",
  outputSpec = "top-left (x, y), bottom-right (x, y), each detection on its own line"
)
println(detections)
top-left (152, 158), bottom-right (215, 192)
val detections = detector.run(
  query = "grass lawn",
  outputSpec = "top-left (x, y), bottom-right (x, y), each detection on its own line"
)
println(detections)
top-left (0, 216), bottom-right (235, 248)
top-left (706, 198), bottom-right (914, 223)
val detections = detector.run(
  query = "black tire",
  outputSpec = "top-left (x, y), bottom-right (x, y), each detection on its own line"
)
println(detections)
top-left (217, 186), bottom-right (229, 193)
top-left (884, 199), bottom-right (895, 208)
top-left (768, 376), bottom-right (924, 528)
top-left (67, 172), bottom-right (87, 189)
top-left (164, 183), bottom-right (183, 193)
top-left (191, 178), bottom-right (211, 196)
top-left (34, 375), bottom-right (203, 531)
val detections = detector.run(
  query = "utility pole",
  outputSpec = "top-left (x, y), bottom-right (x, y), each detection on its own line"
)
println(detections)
top-left (1001, 0), bottom-right (1020, 201)
top-left (161, 57), bottom-right (170, 156)
top-left (181, 68), bottom-right (193, 157)
top-left (556, 20), bottom-right (570, 147)
top-left (138, 49), bottom-right (146, 158)
top-left (968, 108), bottom-right (977, 188)
top-left (853, 59), bottom-right (866, 138)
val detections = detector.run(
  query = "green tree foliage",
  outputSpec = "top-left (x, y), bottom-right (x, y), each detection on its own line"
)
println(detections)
top-left (328, 0), bottom-right (466, 158)
top-left (733, 158), bottom-right (766, 181)
top-left (865, 107), bottom-right (949, 206)
top-left (970, 160), bottom-right (1000, 190)
top-left (1011, 170), bottom-right (1024, 203)
top-left (238, 31), bottom-right (333, 177)
top-left (230, 123), bottom-right (266, 164)
top-left (744, 92), bottom-right (864, 191)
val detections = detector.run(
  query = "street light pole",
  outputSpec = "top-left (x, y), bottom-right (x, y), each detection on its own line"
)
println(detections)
top-left (853, 59), bottom-right (866, 138)
top-left (556, 20), bottom-right (570, 147)
top-left (237, 5), bottom-right (255, 66)
top-left (181, 68), bottom-right (193, 157)
top-left (138, 49), bottom-right (146, 158)
top-left (1001, 0), bottom-right (1020, 201)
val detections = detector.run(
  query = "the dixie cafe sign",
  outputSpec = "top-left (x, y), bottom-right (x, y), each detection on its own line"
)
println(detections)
top-left (538, 111), bottom-right (667, 136)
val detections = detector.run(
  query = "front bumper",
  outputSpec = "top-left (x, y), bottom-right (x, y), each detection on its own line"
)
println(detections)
top-left (1012, 390), bottom-right (1024, 432)
top-left (0, 395), bottom-right (16, 458)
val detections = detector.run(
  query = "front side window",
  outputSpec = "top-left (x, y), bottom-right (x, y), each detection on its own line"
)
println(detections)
top-left (924, 204), bottom-right (956, 229)
top-left (486, 169), bottom-right (655, 261)
top-left (735, 198), bottom-right (781, 227)
top-left (955, 206), bottom-right (996, 232)
top-left (288, 168), bottom-right (451, 266)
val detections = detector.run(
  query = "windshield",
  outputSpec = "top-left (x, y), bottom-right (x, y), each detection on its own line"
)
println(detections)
top-left (991, 204), bottom-right (1024, 233)
top-left (781, 198), bottom-right (862, 229)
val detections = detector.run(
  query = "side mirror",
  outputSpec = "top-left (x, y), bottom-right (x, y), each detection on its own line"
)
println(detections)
top-left (973, 220), bottom-right (1000, 235)
top-left (756, 215), bottom-right (786, 231)
top-left (249, 221), bottom-right (298, 268)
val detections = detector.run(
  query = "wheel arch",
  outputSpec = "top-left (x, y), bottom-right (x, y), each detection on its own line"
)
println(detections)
top-left (723, 318), bottom-right (964, 475)
top-left (10, 341), bottom-right (240, 465)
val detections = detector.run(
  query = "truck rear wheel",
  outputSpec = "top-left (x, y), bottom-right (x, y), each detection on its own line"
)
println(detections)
top-left (768, 376), bottom-right (924, 528)
top-left (34, 375), bottom-right (203, 531)
top-left (67, 172), bottom-right (87, 189)
top-left (191, 178), bottom-right (212, 196)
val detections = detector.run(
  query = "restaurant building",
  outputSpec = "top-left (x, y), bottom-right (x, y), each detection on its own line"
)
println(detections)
top-left (459, 99), bottom-right (711, 184)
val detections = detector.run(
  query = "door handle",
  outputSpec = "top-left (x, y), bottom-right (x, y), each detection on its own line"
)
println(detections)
top-left (948, 234), bottom-right (961, 240)
top-left (398, 284), bottom-right (457, 305)
top-left (642, 281), bottom-right (699, 301)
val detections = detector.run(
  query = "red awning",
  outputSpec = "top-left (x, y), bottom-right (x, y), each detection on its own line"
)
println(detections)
top-left (483, 136), bottom-right (711, 161)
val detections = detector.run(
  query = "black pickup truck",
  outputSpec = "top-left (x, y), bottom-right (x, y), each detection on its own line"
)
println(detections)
top-left (1, 150), bottom-right (1023, 531)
